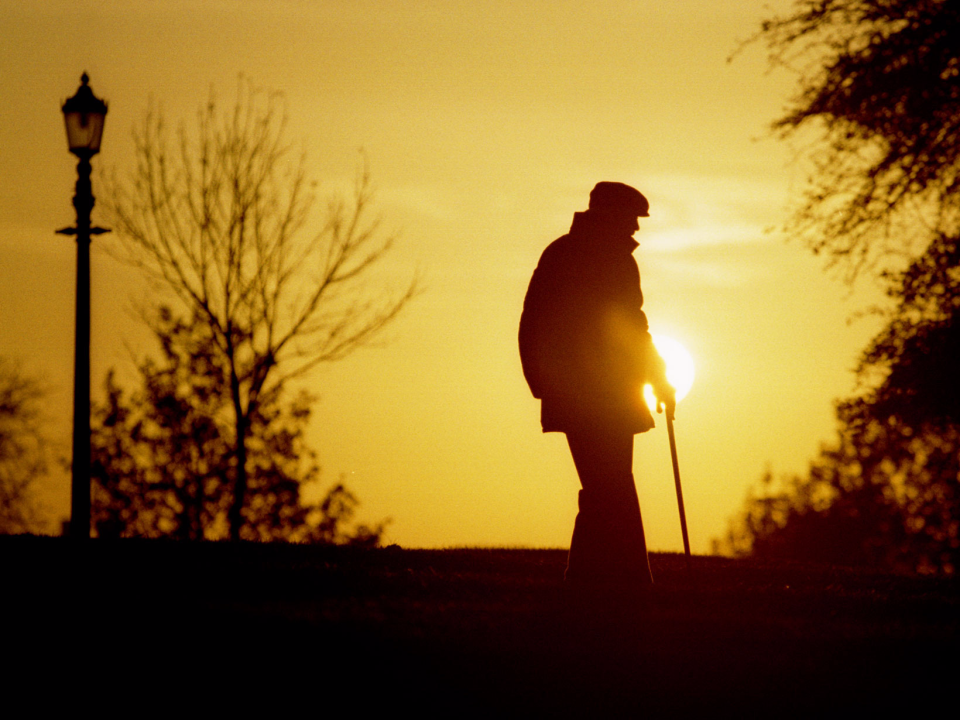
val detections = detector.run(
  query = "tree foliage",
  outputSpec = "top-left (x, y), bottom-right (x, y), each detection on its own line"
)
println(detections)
top-left (756, 0), bottom-right (960, 281)
top-left (0, 359), bottom-right (48, 534)
top-left (722, 1), bottom-right (960, 574)
top-left (722, 230), bottom-right (960, 574)
top-left (720, 414), bottom-right (960, 574)
top-left (91, 309), bottom-right (387, 545)
top-left (103, 80), bottom-right (415, 540)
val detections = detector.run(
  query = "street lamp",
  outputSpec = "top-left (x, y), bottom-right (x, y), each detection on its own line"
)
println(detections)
top-left (58, 73), bottom-right (108, 539)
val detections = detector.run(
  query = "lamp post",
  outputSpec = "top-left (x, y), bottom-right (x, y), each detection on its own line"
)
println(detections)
top-left (58, 73), bottom-right (108, 539)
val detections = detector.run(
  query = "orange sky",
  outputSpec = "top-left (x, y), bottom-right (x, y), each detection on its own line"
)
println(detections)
top-left (0, 1), bottom-right (886, 551)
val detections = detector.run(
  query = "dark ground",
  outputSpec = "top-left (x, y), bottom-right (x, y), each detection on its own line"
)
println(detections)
top-left (4, 536), bottom-right (957, 716)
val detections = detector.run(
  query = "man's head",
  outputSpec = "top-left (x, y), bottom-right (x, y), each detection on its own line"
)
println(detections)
top-left (587, 182), bottom-right (649, 239)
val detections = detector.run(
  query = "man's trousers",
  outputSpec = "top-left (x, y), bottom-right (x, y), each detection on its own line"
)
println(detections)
top-left (564, 424), bottom-right (653, 594)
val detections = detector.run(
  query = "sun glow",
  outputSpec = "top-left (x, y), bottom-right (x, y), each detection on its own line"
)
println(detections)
top-left (644, 335), bottom-right (695, 413)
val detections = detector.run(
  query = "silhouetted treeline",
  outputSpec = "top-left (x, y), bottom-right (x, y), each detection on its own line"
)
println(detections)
top-left (723, 231), bottom-right (960, 574)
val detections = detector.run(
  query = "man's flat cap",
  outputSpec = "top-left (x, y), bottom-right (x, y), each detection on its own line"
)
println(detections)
top-left (589, 182), bottom-right (649, 217)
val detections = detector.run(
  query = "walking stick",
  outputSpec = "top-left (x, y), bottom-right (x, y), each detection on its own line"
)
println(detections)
top-left (665, 407), bottom-right (692, 570)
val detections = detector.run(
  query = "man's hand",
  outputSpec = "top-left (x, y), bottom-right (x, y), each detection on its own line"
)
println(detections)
top-left (656, 383), bottom-right (677, 421)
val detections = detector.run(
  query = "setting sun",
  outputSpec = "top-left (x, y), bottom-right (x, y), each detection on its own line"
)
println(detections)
top-left (644, 334), bottom-right (695, 412)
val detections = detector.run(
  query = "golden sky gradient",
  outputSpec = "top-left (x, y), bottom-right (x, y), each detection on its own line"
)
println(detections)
top-left (0, 1), bottom-right (886, 551)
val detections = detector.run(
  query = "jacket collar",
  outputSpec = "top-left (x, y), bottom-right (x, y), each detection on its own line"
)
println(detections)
top-left (569, 211), bottom-right (639, 253)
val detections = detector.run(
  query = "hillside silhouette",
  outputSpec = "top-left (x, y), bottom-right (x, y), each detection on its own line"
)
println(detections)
top-left (4, 537), bottom-right (956, 715)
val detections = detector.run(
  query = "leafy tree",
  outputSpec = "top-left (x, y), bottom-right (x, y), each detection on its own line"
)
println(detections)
top-left (721, 1), bottom-right (960, 573)
top-left (754, 0), bottom-right (960, 282)
top-left (103, 81), bottom-right (416, 540)
top-left (0, 359), bottom-right (48, 534)
top-left (91, 308), bottom-right (387, 545)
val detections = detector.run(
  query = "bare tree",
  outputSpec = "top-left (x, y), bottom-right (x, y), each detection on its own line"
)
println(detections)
top-left (104, 81), bottom-right (416, 540)
top-left (0, 359), bottom-right (48, 534)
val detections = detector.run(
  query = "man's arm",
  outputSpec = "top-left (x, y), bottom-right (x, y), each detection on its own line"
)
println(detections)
top-left (639, 318), bottom-right (676, 418)
top-left (651, 351), bottom-right (676, 419)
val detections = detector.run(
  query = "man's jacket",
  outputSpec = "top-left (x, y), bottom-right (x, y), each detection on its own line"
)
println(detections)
top-left (519, 211), bottom-right (666, 434)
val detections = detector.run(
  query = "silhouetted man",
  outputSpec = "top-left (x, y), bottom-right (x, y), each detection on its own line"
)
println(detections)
top-left (519, 182), bottom-right (674, 603)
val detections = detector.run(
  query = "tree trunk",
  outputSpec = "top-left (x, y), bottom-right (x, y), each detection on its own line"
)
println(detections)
top-left (228, 360), bottom-right (249, 541)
